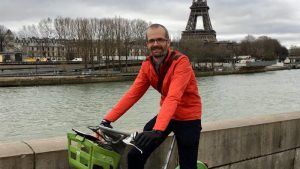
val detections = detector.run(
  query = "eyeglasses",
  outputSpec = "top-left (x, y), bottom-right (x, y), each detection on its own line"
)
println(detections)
top-left (147, 38), bottom-right (168, 45)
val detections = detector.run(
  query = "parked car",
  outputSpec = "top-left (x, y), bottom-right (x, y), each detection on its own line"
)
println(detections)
top-left (71, 58), bottom-right (82, 62)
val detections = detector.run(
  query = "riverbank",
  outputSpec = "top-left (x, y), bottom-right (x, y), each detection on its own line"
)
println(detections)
top-left (195, 66), bottom-right (290, 76)
top-left (0, 74), bottom-right (136, 87)
top-left (0, 66), bottom-right (292, 87)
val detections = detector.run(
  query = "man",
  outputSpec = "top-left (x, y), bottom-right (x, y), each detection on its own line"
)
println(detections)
top-left (100, 24), bottom-right (202, 169)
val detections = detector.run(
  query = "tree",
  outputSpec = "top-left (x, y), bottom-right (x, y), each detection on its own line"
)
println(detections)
top-left (17, 24), bottom-right (40, 38)
top-left (0, 26), bottom-right (15, 53)
top-left (4, 30), bottom-right (15, 52)
top-left (289, 46), bottom-right (300, 56)
top-left (14, 16), bottom-right (152, 71)
top-left (39, 17), bottom-right (58, 58)
top-left (54, 16), bottom-right (74, 60)
top-left (278, 46), bottom-right (288, 62)
top-left (102, 18), bottom-right (115, 71)
top-left (94, 18), bottom-right (104, 70)
top-left (38, 17), bottom-right (55, 38)
top-left (131, 19), bottom-right (149, 56)
top-left (123, 19), bottom-right (134, 72)
top-left (239, 35), bottom-right (286, 61)
top-left (239, 35), bottom-right (256, 57)
top-left (113, 17), bottom-right (123, 71)
top-left (0, 25), bottom-right (8, 52)
top-left (72, 18), bottom-right (93, 69)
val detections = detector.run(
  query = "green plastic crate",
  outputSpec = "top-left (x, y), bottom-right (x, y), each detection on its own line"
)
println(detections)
top-left (175, 161), bottom-right (208, 169)
top-left (67, 133), bottom-right (121, 169)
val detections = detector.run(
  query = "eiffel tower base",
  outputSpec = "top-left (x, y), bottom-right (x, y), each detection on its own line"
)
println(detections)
top-left (181, 30), bottom-right (217, 42)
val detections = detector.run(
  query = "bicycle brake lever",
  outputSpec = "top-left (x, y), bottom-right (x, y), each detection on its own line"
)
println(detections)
top-left (122, 132), bottom-right (143, 154)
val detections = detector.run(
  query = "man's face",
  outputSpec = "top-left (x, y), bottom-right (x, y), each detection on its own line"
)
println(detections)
top-left (146, 27), bottom-right (170, 58)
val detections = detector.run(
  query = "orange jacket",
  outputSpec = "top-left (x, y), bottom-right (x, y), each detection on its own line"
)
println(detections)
top-left (104, 48), bottom-right (202, 131)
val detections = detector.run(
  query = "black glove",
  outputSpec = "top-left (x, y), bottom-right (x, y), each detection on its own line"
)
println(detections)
top-left (134, 130), bottom-right (163, 148)
top-left (99, 119), bottom-right (113, 129)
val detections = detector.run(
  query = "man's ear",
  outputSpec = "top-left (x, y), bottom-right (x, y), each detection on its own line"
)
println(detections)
top-left (167, 39), bottom-right (171, 47)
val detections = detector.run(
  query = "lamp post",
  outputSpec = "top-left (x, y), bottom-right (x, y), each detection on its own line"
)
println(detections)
top-left (124, 40), bottom-right (135, 73)
top-left (35, 58), bottom-right (39, 75)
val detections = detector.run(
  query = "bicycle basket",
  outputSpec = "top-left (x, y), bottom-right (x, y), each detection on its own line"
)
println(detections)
top-left (67, 132), bottom-right (121, 169)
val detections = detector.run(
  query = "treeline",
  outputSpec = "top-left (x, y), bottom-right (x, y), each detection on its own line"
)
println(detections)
top-left (175, 35), bottom-right (290, 68)
top-left (239, 35), bottom-right (289, 61)
top-left (0, 17), bottom-right (150, 69)
top-left (16, 17), bottom-right (151, 69)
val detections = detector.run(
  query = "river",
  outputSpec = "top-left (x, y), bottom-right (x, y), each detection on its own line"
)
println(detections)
top-left (0, 69), bottom-right (299, 142)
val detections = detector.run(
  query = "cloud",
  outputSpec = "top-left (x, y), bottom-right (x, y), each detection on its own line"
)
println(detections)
top-left (0, 0), bottom-right (299, 47)
top-left (209, 0), bottom-right (300, 47)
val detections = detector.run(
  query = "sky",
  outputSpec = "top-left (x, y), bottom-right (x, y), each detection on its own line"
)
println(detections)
top-left (1, 0), bottom-right (300, 48)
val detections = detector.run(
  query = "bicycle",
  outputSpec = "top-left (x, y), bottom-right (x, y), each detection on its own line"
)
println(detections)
top-left (67, 125), bottom-right (208, 169)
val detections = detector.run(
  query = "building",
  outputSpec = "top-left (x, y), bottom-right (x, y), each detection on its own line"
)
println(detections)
top-left (284, 55), bottom-right (300, 64)
top-left (15, 38), bottom-right (66, 61)
top-left (0, 52), bottom-right (22, 62)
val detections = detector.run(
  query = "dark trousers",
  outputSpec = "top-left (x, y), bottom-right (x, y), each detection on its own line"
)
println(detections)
top-left (127, 116), bottom-right (202, 169)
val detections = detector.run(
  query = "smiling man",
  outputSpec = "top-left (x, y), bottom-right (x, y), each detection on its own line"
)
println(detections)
top-left (100, 24), bottom-right (202, 169)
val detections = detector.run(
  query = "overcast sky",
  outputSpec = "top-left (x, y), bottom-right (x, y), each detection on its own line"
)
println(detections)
top-left (1, 0), bottom-right (299, 48)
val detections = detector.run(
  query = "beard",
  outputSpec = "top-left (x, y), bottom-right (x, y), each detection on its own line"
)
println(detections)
top-left (150, 46), bottom-right (168, 58)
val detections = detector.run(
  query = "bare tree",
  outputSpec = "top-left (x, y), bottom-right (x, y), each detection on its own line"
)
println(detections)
top-left (17, 25), bottom-right (40, 39)
top-left (67, 18), bottom-right (78, 60)
top-left (75, 18), bottom-right (89, 69)
top-left (73, 18), bottom-right (83, 62)
top-left (37, 18), bottom-right (56, 58)
top-left (54, 16), bottom-right (69, 60)
top-left (0, 25), bottom-right (8, 52)
top-left (94, 18), bottom-right (104, 70)
top-left (17, 25), bottom-right (29, 39)
top-left (3, 30), bottom-right (15, 52)
top-left (38, 17), bottom-right (56, 38)
top-left (86, 19), bottom-right (95, 69)
top-left (101, 18), bottom-right (116, 71)
top-left (131, 19), bottom-right (149, 57)
top-left (114, 17), bottom-right (123, 71)
top-left (29, 25), bottom-right (40, 38)
top-left (122, 19), bottom-right (134, 72)
top-left (12, 16), bottom-right (153, 72)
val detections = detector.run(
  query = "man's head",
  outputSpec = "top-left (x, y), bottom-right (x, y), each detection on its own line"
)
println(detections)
top-left (145, 24), bottom-right (170, 58)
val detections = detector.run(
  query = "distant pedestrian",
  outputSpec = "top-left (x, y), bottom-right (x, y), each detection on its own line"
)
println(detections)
top-left (99, 23), bottom-right (202, 169)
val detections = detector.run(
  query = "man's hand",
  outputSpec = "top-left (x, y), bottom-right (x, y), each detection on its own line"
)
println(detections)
top-left (100, 119), bottom-right (113, 129)
top-left (94, 119), bottom-right (113, 140)
top-left (134, 130), bottom-right (163, 148)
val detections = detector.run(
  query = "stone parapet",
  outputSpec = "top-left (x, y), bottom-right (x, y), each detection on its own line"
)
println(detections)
top-left (0, 111), bottom-right (299, 169)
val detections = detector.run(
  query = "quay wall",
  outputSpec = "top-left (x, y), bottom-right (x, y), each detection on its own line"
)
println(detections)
top-left (0, 67), bottom-right (290, 87)
top-left (0, 111), bottom-right (299, 169)
top-left (0, 75), bottom-right (136, 87)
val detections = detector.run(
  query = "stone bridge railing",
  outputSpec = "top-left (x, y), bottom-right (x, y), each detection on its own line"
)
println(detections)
top-left (0, 111), bottom-right (299, 169)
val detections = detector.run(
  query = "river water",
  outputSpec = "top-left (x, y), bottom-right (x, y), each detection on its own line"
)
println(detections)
top-left (0, 69), bottom-right (299, 142)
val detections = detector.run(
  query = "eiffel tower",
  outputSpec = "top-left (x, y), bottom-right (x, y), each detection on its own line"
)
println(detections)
top-left (181, 0), bottom-right (217, 42)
